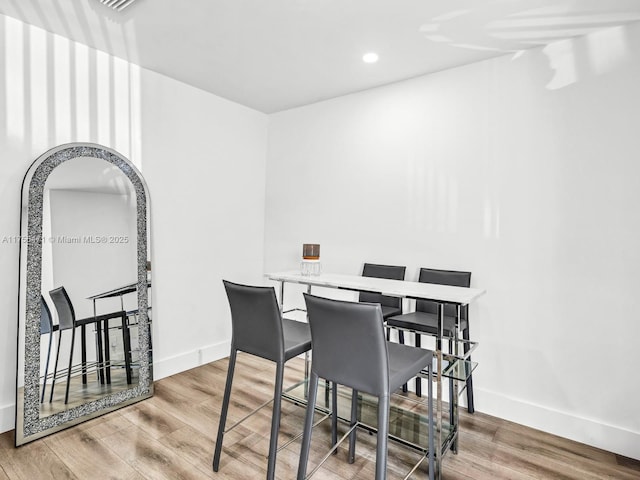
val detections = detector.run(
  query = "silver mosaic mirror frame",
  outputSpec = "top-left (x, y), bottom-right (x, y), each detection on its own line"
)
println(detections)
top-left (16, 143), bottom-right (153, 446)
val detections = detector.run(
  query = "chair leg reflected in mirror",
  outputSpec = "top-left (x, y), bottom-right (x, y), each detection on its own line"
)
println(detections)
top-left (40, 296), bottom-right (58, 403)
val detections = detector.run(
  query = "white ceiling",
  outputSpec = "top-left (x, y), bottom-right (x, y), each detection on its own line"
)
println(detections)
top-left (1, 0), bottom-right (640, 113)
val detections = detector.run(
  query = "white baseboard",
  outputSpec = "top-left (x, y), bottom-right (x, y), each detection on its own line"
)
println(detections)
top-left (0, 403), bottom-right (15, 435)
top-left (153, 340), bottom-right (231, 380)
top-left (475, 387), bottom-right (640, 461)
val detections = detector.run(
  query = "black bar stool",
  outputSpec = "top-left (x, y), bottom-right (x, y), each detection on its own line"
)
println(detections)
top-left (298, 293), bottom-right (435, 480)
top-left (213, 280), bottom-right (312, 480)
top-left (386, 268), bottom-right (475, 412)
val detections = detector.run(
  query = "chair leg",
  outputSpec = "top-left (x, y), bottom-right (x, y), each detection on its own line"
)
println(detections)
top-left (398, 330), bottom-right (408, 393)
top-left (347, 389), bottom-right (358, 464)
top-left (64, 328), bottom-right (77, 404)
top-left (49, 330), bottom-right (63, 403)
top-left (375, 394), bottom-right (390, 480)
top-left (81, 325), bottom-right (87, 384)
top-left (415, 333), bottom-right (422, 397)
top-left (266, 361), bottom-right (285, 480)
top-left (331, 382), bottom-right (338, 454)
top-left (213, 348), bottom-right (237, 472)
top-left (463, 326), bottom-right (475, 413)
top-left (121, 314), bottom-right (133, 384)
top-left (297, 371), bottom-right (320, 480)
top-left (102, 319), bottom-right (111, 384)
top-left (41, 332), bottom-right (53, 403)
top-left (325, 379), bottom-right (330, 407)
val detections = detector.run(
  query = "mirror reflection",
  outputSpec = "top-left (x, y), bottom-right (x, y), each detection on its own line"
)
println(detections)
top-left (16, 144), bottom-right (152, 446)
top-left (37, 158), bottom-right (139, 415)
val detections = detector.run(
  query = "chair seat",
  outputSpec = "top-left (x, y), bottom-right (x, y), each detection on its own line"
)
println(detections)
top-left (387, 342), bottom-right (433, 393)
top-left (283, 318), bottom-right (312, 360)
top-left (380, 305), bottom-right (402, 320)
top-left (387, 311), bottom-right (468, 338)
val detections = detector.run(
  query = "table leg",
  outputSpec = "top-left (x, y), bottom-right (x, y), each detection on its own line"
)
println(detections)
top-left (120, 293), bottom-right (131, 383)
top-left (449, 341), bottom-right (455, 431)
top-left (435, 302), bottom-right (443, 480)
top-left (93, 299), bottom-right (105, 384)
top-left (415, 333), bottom-right (422, 397)
top-left (463, 320), bottom-right (475, 413)
top-left (278, 281), bottom-right (285, 314)
top-left (277, 279), bottom-right (311, 400)
top-left (81, 324), bottom-right (87, 384)
top-left (452, 305), bottom-right (461, 454)
top-left (122, 313), bottom-right (133, 384)
top-left (304, 284), bottom-right (312, 399)
top-left (103, 319), bottom-right (111, 384)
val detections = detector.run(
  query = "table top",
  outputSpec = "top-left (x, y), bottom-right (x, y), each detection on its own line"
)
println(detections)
top-left (266, 271), bottom-right (485, 305)
top-left (87, 280), bottom-right (152, 300)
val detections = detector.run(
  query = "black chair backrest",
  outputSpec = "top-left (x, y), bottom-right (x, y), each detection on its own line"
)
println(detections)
top-left (304, 293), bottom-right (389, 397)
top-left (358, 263), bottom-right (405, 309)
top-left (40, 296), bottom-right (54, 335)
top-left (49, 287), bottom-right (76, 331)
top-left (416, 268), bottom-right (471, 319)
top-left (223, 280), bottom-right (285, 363)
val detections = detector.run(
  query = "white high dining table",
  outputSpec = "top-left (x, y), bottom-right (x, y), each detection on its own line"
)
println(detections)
top-left (266, 271), bottom-right (485, 479)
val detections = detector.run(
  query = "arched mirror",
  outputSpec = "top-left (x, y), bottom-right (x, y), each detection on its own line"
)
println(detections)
top-left (15, 143), bottom-right (152, 446)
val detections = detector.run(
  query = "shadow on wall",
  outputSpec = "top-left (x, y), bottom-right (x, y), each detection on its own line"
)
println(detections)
top-left (0, 8), bottom-right (142, 428)
top-left (0, 12), bottom-right (142, 164)
top-left (419, 2), bottom-right (639, 91)
top-left (0, 0), bottom-right (138, 62)
top-left (540, 24), bottom-right (634, 90)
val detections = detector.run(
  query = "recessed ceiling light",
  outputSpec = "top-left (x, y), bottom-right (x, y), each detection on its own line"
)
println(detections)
top-left (362, 52), bottom-right (379, 64)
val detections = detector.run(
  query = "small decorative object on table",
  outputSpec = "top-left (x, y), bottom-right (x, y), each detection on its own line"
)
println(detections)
top-left (301, 243), bottom-right (321, 276)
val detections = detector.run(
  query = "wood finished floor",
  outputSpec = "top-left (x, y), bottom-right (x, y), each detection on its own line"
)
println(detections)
top-left (1, 353), bottom-right (638, 480)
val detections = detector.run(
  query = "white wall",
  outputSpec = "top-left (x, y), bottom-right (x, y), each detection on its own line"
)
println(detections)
top-left (0, 13), bottom-right (267, 432)
top-left (2, 7), bottom-right (638, 461)
top-left (265, 23), bottom-right (640, 459)
top-left (139, 67), bottom-right (268, 378)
